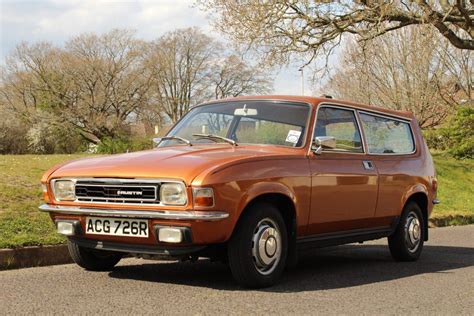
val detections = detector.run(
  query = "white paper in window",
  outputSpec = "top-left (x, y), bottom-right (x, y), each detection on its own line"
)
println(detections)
top-left (285, 130), bottom-right (301, 144)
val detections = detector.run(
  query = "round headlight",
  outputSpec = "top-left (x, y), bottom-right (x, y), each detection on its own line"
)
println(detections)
top-left (53, 180), bottom-right (75, 201)
top-left (160, 182), bottom-right (187, 205)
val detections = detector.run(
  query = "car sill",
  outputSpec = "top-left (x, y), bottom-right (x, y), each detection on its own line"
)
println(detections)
top-left (296, 226), bottom-right (394, 250)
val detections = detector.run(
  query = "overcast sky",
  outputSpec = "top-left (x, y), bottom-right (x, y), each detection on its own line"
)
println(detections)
top-left (0, 0), bottom-right (306, 95)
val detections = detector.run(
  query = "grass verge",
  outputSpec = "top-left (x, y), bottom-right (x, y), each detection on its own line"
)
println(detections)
top-left (0, 153), bottom-right (472, 249)
top-left (430, 153), bottom-right (473, 216)
top-left (0, 155), bottom-right (86, 248)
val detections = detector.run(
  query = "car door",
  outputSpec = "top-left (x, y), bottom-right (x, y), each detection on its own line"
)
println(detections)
top-left (307, 105), bottom-right (379, 235)
top-left (358, 111), bottom-right (418, 220)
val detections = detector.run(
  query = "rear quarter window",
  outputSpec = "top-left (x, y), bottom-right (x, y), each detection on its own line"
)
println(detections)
top-left (359, 113), bottom-right (415, 154)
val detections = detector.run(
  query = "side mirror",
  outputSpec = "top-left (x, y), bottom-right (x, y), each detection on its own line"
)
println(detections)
top-left (312, 136), bottom-right (336, 155)
top-left (152, 137), bottom-right (162, 147)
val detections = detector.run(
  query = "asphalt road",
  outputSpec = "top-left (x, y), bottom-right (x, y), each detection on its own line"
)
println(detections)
top-left (1, 225), bottom-right (473, 315)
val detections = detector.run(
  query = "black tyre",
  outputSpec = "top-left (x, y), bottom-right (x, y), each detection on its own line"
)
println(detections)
top-left (388, 201), bottom-right (425, 261)
top-left (228, 202), bottom-right (288, 288)
top-left (67, 240), bottom-right (123, 271)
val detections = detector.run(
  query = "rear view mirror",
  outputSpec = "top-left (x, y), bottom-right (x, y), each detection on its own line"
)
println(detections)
top-left (312, 136), bottom-right (336, 155)
top-left (234, 104), bottom-right (258, 116)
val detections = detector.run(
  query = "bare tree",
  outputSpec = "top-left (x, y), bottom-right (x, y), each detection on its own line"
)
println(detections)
top-left (209, 55), bottom-right (273, 99)
top-left (146, 28), bottom-right (220, 123)
top-left (0, 28), bottom-right (276, 151)
top-left (439, 44), bottom-right (473, 105)
top-left (321, 26), bottom-right (471, 127)
top-left (0, 30), bottom-right (153, 143)
top-left (199, 0), bottom-right (473, 67)
top-left (0, 42), bottom-right (60, 118)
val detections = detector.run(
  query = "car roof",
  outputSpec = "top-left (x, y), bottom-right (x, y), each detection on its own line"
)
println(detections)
top-left (202, 95), bottom-right (414, 120)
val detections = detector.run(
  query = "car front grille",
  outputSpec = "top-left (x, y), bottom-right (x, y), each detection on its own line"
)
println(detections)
top-left (74, 179), bottom-right (160, 205)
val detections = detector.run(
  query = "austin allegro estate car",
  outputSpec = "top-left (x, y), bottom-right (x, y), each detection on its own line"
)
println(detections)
top-left (40, 95), bottom-right (438, 288)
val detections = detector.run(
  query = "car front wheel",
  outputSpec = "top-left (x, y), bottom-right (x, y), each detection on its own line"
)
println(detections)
top-left (228, 202), bottom-right (288, 288)
top-left (67, 240), bottom-right (123, 271)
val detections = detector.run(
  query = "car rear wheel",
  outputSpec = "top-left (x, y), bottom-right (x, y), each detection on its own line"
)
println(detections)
top-left (388, 201), bottom-right (425, 261)
top-left (228, 202), bottom-right (288, 288)
top-left (67, 240), bottom-right (123, 271)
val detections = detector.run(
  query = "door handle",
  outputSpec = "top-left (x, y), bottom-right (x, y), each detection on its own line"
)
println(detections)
top-left (362, 160), bottom-right (374, 170)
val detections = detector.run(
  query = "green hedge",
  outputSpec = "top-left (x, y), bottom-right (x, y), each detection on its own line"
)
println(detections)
top-left (424, 105), bottom-right (474, 159)
top-left (96, 136), bottom-right (154, 154)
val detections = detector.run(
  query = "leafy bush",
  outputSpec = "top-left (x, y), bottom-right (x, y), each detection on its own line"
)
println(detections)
top-left (0, 117), bottom-right (29, 154)
top-left (96, 136), bottom-right (153, 154)
top-left (27, 122), bottom-right (87, 154)
top-left (424, 105), bottom-right (473, 159)
top-left (423, 128), bottom-right (450, 151)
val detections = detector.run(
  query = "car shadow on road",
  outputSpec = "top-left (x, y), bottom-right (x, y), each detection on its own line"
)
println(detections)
top-left (108, 244), bottom-right (474, 292)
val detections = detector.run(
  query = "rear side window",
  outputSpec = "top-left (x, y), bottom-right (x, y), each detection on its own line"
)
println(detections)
top-left (314, 107), bottom-right (363, 153)
top-left (359, 113), bottom-right (415, 154)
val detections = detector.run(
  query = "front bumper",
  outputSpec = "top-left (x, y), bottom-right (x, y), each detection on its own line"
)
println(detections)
top-left (40, 204), bottom-right (233, 245)
top-left (39, 204), bottom-right (229, 221)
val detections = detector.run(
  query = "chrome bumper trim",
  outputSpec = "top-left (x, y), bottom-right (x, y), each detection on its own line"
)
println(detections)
top-left (39, 204), bottom-right (229, 221)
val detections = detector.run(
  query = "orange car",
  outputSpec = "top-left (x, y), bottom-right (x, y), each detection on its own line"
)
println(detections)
top-left (40, 96), bottom-right (438, 288)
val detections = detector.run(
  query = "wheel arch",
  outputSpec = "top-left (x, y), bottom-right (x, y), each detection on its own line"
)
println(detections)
top-left (233, 191), bottom-right (298, 266)
top-left (239, 193), bottom-right (296, 233)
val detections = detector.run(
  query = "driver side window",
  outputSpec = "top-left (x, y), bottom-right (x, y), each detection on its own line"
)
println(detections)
top-left (314, 107), bottom-right (363, 153)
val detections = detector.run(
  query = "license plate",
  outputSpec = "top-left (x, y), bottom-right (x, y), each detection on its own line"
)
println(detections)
top-left (85, 217), bottom-right (149, 238)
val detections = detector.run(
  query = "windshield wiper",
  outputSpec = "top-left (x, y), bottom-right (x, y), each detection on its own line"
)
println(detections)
top-left (192, 134), bottom-right (238, 146)
top-left (159, 136), bottom-right (193, 146)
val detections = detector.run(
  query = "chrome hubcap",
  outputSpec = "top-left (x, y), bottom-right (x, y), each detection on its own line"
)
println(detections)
top-left (252, 218), bottom-right (281, 275)
top-left (405, 212), bottom-right (422, 253)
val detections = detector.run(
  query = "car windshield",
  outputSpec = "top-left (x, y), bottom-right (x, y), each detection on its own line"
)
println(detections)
top-left (160, 101), bottom-right (310, 148)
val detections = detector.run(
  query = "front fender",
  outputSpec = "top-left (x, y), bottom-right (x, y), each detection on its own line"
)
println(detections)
top-left (192, 157), bottom-right (311, 240)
